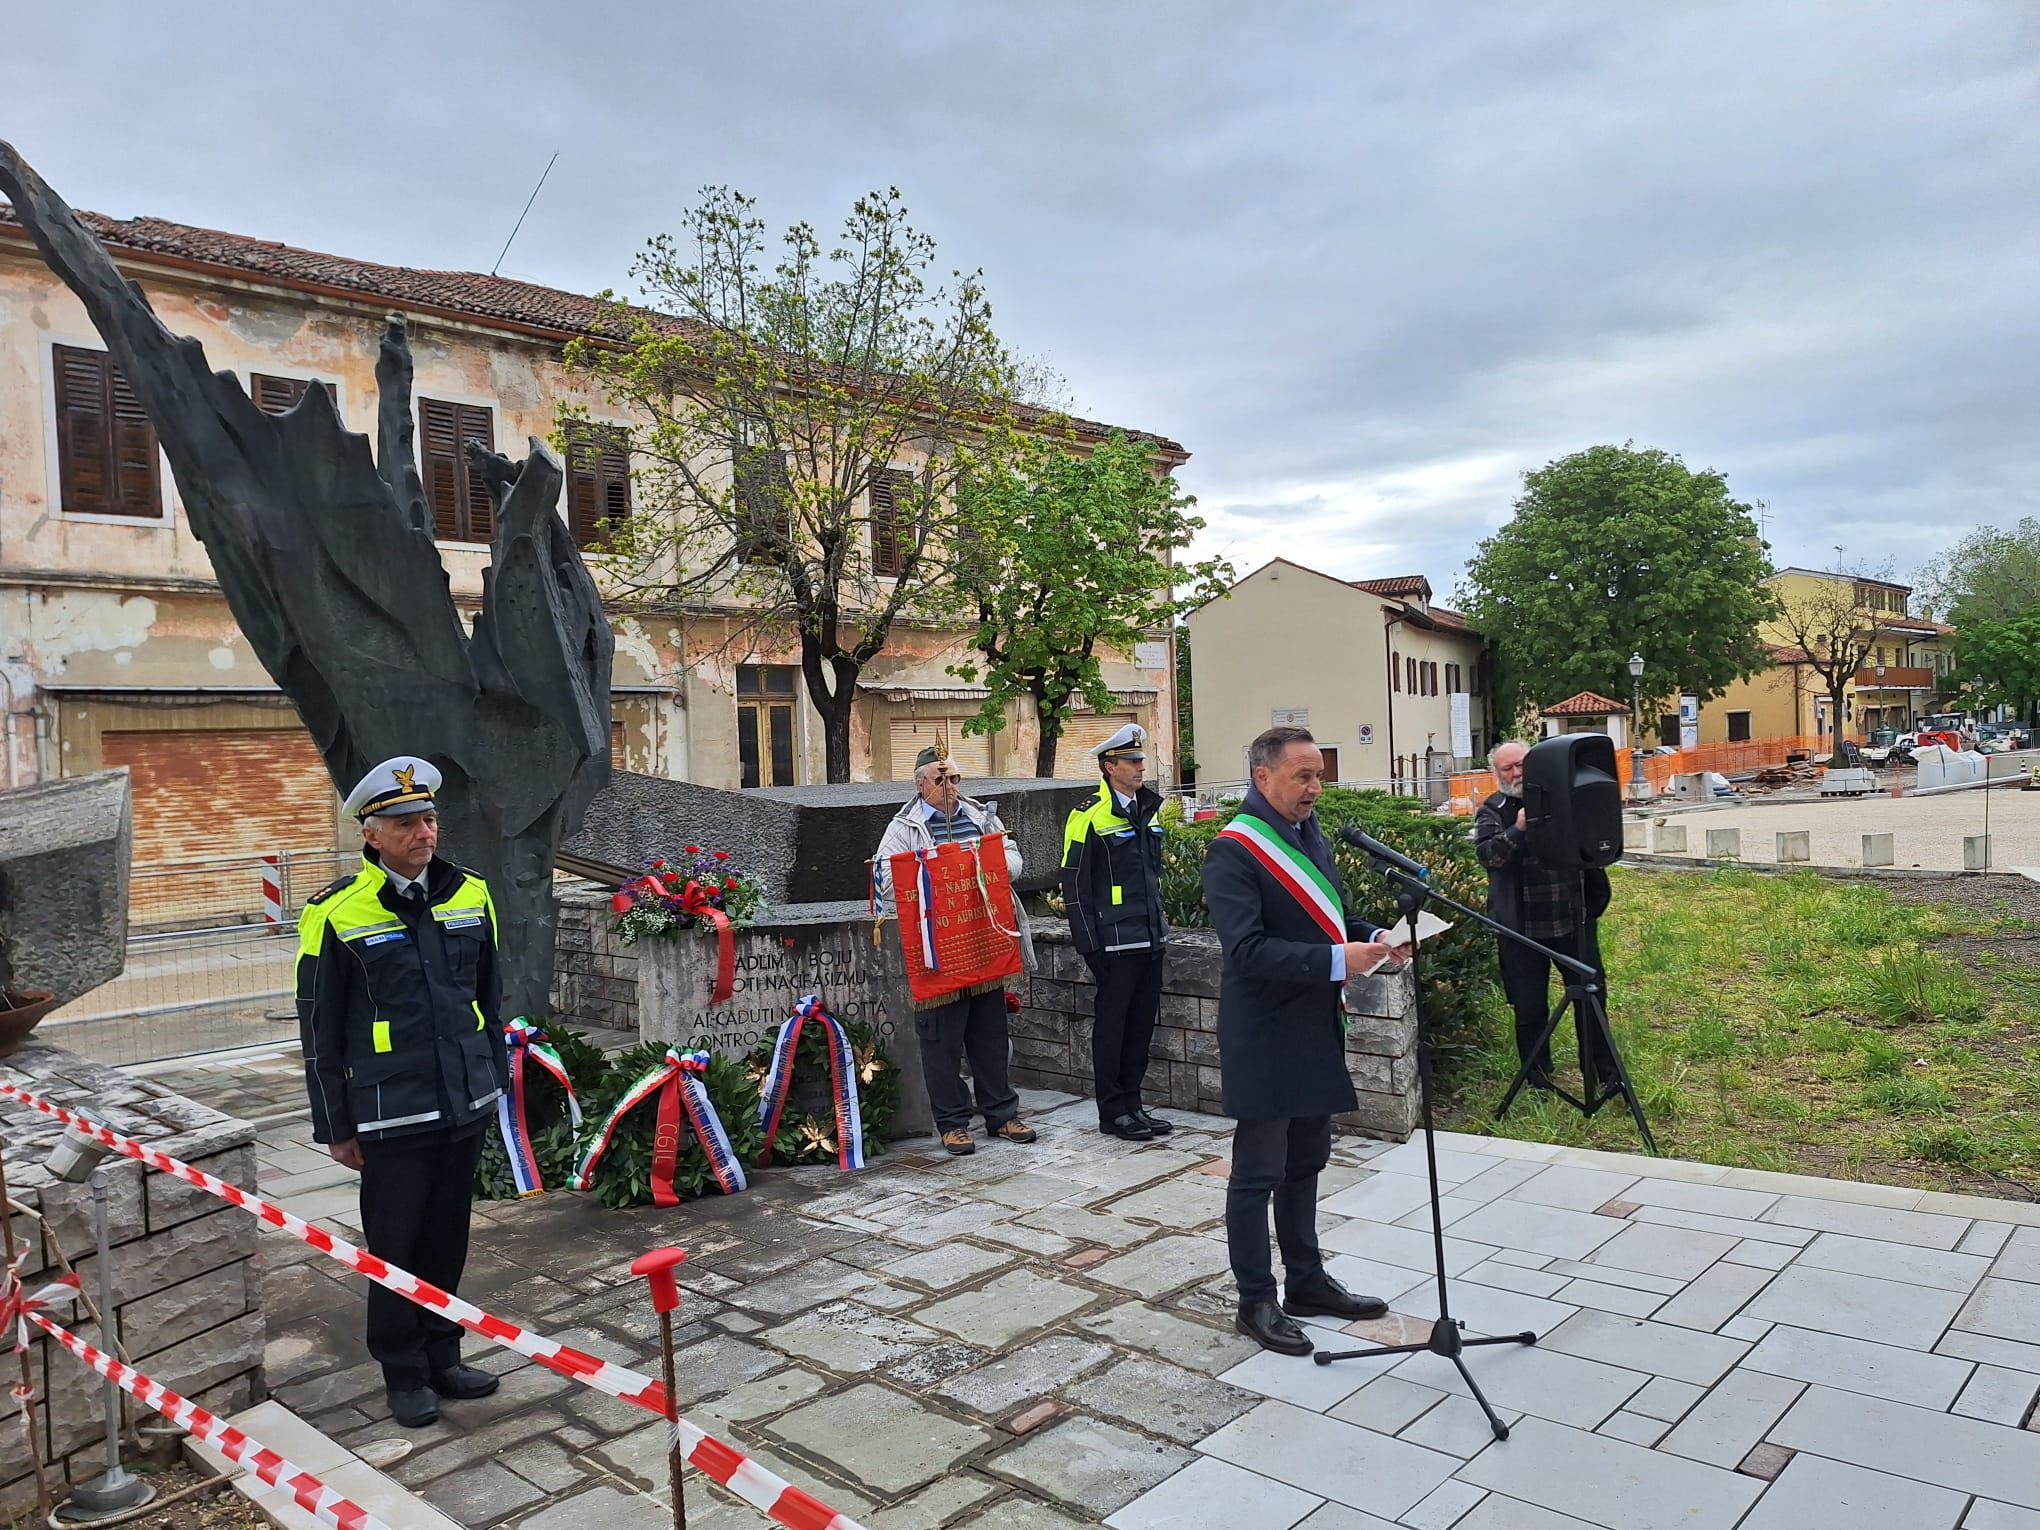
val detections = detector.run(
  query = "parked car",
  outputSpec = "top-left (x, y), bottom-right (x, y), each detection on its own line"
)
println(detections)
top-left (1861, 729), bottom-right (1914, 766)
top-left (1979, 722), bottom-right (2029, 750)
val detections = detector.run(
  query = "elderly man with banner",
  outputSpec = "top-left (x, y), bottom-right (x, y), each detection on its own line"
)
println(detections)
top-left (873, 743), bottom-right (1039, 1156)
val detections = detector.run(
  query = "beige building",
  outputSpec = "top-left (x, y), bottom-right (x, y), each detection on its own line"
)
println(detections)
top-left (1188, 560), bottom-right (1487, 796)
top-left (0, 204), bottom-right (1181, 871)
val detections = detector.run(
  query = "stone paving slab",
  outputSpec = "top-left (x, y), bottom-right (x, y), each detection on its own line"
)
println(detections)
top-left (127, 1053), bottom-right (2040, 1529)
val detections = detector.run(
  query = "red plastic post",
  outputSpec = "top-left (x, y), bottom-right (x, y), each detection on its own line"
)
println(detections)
top-left (631, 1246), bottom-right (688, 1315)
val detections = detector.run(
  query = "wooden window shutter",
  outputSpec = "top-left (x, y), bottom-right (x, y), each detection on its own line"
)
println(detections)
top-left (251, 374), bottom-right (338, 415)
top-left (566, 423), bottom-right (632, 550)
top-left (54, 344), bottom-right (161, 518)
top-left (869, 468), bottom-right (909, 578)
top-left (419, 398), bottom-right (496, 541)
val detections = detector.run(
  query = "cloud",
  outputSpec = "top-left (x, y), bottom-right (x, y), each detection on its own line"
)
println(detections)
top-left (12, 0), bottom-right (2039, 594)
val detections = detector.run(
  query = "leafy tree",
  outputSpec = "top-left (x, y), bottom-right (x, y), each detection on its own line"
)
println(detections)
top-left (1917, 519), bottom-right (2040, 624)
top-left (1956, 613), bottom-right (2040, 717)
top-left (565, 186), bottom-right (1019, 782)
top-left (1459, 444), bottom-right (1777, 729)
top-left (947, 432), bottom-right (1231, 776)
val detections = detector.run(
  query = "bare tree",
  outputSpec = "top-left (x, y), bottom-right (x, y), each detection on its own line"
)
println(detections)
top-left (1770, 576), bottom-right (1879, 742)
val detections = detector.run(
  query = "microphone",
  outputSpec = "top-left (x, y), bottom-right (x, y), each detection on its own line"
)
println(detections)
top-left (1338, 825), bottom-right (1429, 880)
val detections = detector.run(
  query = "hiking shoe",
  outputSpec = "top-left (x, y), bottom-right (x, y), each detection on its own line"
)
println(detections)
top-left (942, 1129), bottom-right (976, 1156)
top-left (989, 1118), bottom-right (1037, 1144)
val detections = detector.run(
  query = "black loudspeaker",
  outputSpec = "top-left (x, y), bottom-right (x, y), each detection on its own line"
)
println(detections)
top-left (1522, 734), bottom-right (1624, 868)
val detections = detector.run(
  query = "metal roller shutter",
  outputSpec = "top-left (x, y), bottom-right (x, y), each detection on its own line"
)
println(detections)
top-left (888, 718), bottom-right (992, 782)
top-left (102, 727), bottom-right (339, 868)
top-left (1053, 715), bottom-right (1137, 778)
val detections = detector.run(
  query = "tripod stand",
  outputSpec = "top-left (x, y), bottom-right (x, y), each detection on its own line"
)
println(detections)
top-left (1491, 878), bottom-right (1657, 1155)
top-left (1313, 863), bottom-right (1535, 1441)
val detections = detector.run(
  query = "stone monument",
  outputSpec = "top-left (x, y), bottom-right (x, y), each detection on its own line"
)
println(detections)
top-left (0, 771), bottom-right (131, 1055)
top-left (0, 142), bottom-right (612, 1020)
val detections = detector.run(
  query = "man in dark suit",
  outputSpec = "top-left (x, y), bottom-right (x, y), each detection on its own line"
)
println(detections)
top-left (1201, 725), bottom-right (1408, 1356)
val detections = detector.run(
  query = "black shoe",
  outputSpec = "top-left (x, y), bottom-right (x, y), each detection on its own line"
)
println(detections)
top-left (428, 1364), bottom-right (500, 1400)
top-left (1235, 1299), bottom-right (1313, 1356)
top-left (386, 1386), bottom-right (440, 1427)
top-left (1136, 1108), bottom-right (1175, 1136)
top-left (1283, 1275), bottom-right (1388, 1321)
top-left (1100, 1114), bottom-right (1155, 1141)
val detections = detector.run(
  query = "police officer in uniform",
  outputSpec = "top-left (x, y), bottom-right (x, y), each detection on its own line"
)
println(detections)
top-left (298, 756), bottom-right (508, 1427)
top-left (1061, 723), bottom-right (1173, 1141)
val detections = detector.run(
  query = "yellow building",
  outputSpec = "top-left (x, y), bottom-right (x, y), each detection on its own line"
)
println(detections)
top-left (1696, 568), bottom-right (1956, 747)
top-left (0, 202), bottom-right (1182, 871)
top-left (1187, 560), bottom-right (1488, 797)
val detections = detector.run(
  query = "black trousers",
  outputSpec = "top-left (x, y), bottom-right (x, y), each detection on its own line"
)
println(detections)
top-left (1087, 950), bottom-right (1164, 1125)
top-left (1498, 928), bottom-right (1615, 1084)
top-left (915, 987), bottom-right (1020, 1134)
top-left (359, 1127), bottom-right (484, 1389)
top-left (1226, 1114), bottom-right (1333, 1304)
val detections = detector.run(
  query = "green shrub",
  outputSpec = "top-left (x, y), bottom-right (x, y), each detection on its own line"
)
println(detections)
top-left (1863, 1077), bottom-right (1953, 1116)
top-left (1902, 1123), bottom-right (1983, 1165)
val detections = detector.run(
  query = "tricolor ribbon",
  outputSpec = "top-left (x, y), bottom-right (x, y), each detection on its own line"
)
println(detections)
top-left (495, 1018), bottom-right (585, 1197)
top-left (756, 995), bottom-right (867, 1172)
top-left (616, 872), bottom-right (736, 1004)
top-left (915, 854), bottom-right (940, 972)
top-left (573, 1048), bottom-right (747, 1207)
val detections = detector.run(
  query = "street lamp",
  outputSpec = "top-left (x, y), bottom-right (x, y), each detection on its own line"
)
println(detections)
top-left (1628, 653), bottom-right (1647, 801)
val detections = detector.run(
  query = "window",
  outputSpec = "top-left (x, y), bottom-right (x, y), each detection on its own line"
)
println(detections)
top-left (1658, 713), bottom-right (1680, 746)
top-left (419, 397), bottom-right (496, 542)
top-left (1390, 651), bottom-right (1401, 692)
top-left (1427, 661), bottom-right (1439, 696)
top-left (250, 374), bottom-right (337, 415)
top-left (1727, 711), bottom-right (1753, 742)
top-left (1406, 656), bottom-right (1417, 694)
top-left (1319, 746), bottom-right (1341, 783)
top-left (53, 344), bottom-right (162, 518)
top-left (734, 443), bottom-right (794, 565)
top-left (736, 665), bottom-right (798, 787)
top-left (1445, 663), bottom-right (1462, 694)
top-left (869, 467), bottom-right (912, 578)
top-left (565, 422), bottom-right (632, 551)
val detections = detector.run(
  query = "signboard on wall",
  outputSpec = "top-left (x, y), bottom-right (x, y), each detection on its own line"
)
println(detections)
top-left (1680, 694), bottom-right (1699, 748)
top-left (1133, 641), bottom-right (1169, 669)
top-left (1449, 693), bottom-right (1472, 759)
top-left (1271, 707), bottom-right (1310, 727)
top-left (1358, 723), bottom-right (1375, 746)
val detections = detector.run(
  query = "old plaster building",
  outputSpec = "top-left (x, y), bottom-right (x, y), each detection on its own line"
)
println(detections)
top-left (0, 205), bottom-right (1181, 870)
top-left (1188, 559), bottom-right (1488, 796)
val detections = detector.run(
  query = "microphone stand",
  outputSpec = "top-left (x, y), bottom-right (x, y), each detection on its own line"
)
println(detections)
top-left (1312, 858), bottom-right (1534, 1439)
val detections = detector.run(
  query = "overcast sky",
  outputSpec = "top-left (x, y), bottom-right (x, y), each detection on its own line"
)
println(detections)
top-left (12, 2), bottom-right (2037, 605)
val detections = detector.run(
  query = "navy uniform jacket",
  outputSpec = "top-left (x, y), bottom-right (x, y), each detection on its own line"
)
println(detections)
top-left (1201, 788), bottom-right (1388, 1121)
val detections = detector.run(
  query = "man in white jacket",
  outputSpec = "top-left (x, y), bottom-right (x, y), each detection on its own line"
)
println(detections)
top-left (873, 744), bottom-right (1038, 1156)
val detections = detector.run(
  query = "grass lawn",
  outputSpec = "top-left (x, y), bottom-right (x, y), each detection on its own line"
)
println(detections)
top-left (1431, 865), bottom-right (2040, 1199)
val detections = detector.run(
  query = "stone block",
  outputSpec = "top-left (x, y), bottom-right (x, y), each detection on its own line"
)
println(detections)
top-left (1158, 990), bottom-right (1201, 1029)
top-left (1150, 1027), bottom-right (1187, 1062)
top-left (0, 769), bottom-right (131, 1006)
top-left (1862, 832), bottom-right (1895, 867)
top-left (35, 1157), bottom-right (145, 1258)
top-left (146, 1143), bottom-right (256, 1234)
top-left (1706, 827), bottom-right (1741, 860)
top-left (1776, 830), bottom-right (1811, 864)
top-left (70, 1205), bottom-right (255, 1308)
top-left (1161, 933), bottom-right (1224, 997)
top-left (121, 1259), bottom-right (254, 1360)
top-left (1966, 835), bottom-right (1993, 871)
top-left (1171, 1062), bottom-right (1201, 1110)
top-left (1182, 1027), bottom-right (1220, 1066)
top-left (1623, 818), bottom-right (1647, 850)
top-left (1652, 823), bottom-right (1688, 854)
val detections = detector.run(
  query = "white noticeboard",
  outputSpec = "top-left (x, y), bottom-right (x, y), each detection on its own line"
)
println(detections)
top-left (1271, 707), bottom-right (1310, 727)
top-left (1133, 641), bottom-right (1169, 669)
top-left (1449, 693), bottom-right (1473, 759)
top-left (1358, 723), bottom-right (1375, 746)
top-left (1680, 694), bottom-right (1700, 749)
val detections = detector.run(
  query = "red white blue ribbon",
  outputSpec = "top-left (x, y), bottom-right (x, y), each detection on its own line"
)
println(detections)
top-left (756, 995), bottom-right (867, 1172)
top-left (572, 1048), bottom-right (746, 1206)
top-left (496, 1018), bottom-right (584, 1197)
top-left (915, 854), bottom-right (940, 971)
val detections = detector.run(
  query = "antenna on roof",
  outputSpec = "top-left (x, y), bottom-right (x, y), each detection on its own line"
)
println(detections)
top-left (490, 152), bottom-right (559, 277)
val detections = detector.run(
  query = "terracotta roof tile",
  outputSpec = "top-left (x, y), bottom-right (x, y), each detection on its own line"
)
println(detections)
top-left (1541, 691), bottom-right (1629, 716)
top-left (1351, 575), bottom-right (1431, 597)
top-left (0, 202), bottom-right (1183, 456)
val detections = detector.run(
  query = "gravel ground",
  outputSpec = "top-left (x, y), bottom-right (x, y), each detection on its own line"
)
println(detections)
top-left (5, 1465), bottom-right (267, 1530)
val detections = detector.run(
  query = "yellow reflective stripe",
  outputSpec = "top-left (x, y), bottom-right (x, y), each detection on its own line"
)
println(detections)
top-left (372, 1020), bottom-right (392, 1052)
top-left (472, 1001), bottom-right (486, 1030)
top-left (1112, 885), bottom-right (1123, 904)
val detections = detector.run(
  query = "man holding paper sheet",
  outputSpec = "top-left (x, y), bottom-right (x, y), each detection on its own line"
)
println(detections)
top-left (1201, 725), bottom-right (1409, 1356)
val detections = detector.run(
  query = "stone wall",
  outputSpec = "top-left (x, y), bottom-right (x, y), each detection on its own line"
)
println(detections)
top-left (551, 883), bottom-right (638, 1032)
top-left (1012, 920), bottom-right (1421, 1141)
top-left (0, 1043), bottom-right (261, 1518)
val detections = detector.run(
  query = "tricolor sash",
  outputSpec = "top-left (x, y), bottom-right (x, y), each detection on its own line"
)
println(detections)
top-left (1215, 812), bottom-right (1346, 941)
top-left (756, 995), bottom-right (867, 1172)
top-left (495, 1018), bottom-right (584, 1197)
top-left (572, 1048), bottom-right (747, 1206)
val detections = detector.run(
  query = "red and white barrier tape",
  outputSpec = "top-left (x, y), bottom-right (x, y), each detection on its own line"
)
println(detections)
top-left (28, 1307), bottom-right (391, 1530)
top-left (0, 1078), bottom-right (867, 1530)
